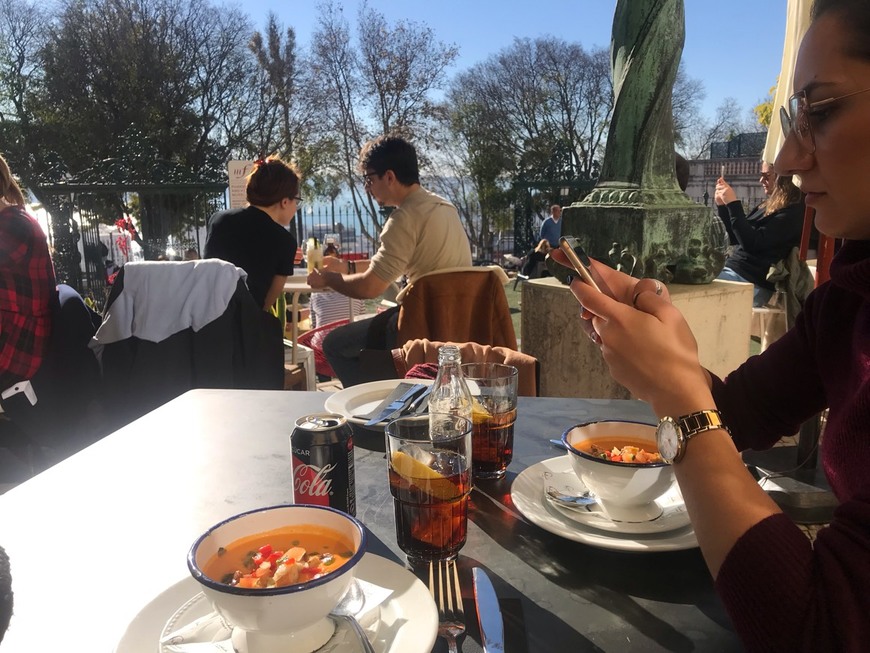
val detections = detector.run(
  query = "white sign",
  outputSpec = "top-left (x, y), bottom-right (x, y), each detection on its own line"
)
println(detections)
top-left (228, 160), bottom-right (254, 209)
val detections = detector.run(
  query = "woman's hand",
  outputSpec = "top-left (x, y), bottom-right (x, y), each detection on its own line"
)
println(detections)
top-left (563, 263), bottom-right (713, 416)
top-left (714, 177), bottom-right (737, 206)
top-left (549, 248), bottom-right (669, 306)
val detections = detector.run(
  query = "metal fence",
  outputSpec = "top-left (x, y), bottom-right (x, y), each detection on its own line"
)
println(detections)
top-left (294, 204), bottom-right (382, 259)
top-left (34, 183), bottom-right (225, 306)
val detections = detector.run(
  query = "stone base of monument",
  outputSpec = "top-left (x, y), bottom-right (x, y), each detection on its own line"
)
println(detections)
top-left (521, 277), bottom-right (752, 399)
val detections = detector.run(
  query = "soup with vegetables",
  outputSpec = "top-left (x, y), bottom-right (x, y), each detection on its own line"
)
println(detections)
top-left (203, 525), bottom-right (355, 589)
top-left (579, 437), bottom-right (664, 464)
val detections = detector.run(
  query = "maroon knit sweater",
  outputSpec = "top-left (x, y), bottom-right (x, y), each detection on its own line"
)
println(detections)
top-left (710, 239), bottom-right (870, 653)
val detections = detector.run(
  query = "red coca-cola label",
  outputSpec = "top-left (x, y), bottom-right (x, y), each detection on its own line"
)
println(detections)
top-left (292, 457), bottom-right (336, 506)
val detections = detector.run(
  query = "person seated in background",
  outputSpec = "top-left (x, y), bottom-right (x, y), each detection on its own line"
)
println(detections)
top-left (521, 239), bottom-right (552, 278)
top-left (205, 156), bottom-right (299, 311)
top-left (309, 256), bottom-right (366, 328)
top-left (0, 153), bottom-right (56, 392)
top-left (539, 204), bottom-right (562, 248)
top-left (307, 134), bottom-right (471, 387)
top-left (715, 162), bottom-right (804, 306)
top-left (183, 247), bottom-right (200, 261)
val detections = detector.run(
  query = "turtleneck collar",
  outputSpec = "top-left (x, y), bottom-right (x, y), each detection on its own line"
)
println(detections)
top-left (829, 240), bottom-right (870, 300)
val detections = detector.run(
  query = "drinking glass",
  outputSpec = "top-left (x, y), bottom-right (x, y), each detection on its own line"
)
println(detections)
top-left (385, 414), bottom-right (472, 566)
top-left (461, 363), bottom-right (518, 480)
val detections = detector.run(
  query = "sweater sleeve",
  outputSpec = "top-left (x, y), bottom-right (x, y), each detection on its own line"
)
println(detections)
top-left (728, 202), bottom-right (804, 258)
top-left (711, 289), bottom-right (826, 451)
top-left (716, 203), bottom-right (739, 246)
top-left (715, 499), bottom-right (870, 653)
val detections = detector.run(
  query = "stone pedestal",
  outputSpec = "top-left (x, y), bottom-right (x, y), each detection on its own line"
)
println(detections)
top-left (561, 197), bottom-right (727, 285)
top-left (521, 277), bottom-right (752, 399)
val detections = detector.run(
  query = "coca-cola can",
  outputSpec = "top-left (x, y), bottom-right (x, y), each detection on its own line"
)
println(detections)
top-left (290, 413), bottom-right (356, 516)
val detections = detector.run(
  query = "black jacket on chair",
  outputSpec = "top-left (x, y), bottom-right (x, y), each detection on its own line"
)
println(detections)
top-left (0, 284), bottom-right (104, 478)
top-left (99, 269), bottom-right (283, 431)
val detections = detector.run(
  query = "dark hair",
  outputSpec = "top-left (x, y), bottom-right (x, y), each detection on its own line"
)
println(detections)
top-left (0, 545), bottom-right (12, 644)
top-left (358, 135), bottom-right (420, 186)
top-left (764, 174), bottom-right (803, 215)
top-left (246, 156), bottom-right (300, 207)
top-left (0, 154), bottom-right (25, 206)
top-left (812, 0), bottom-right (870, 61)
top-left (674, 153), bottom-right (689, 192)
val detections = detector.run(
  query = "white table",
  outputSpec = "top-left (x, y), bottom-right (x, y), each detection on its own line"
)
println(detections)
top-left (0, 389), bottom-right (741, 652)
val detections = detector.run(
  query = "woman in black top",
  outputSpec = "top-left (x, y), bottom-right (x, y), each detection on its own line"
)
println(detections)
top-left (715, 162), bottom-right (804, 306)
top-left (205, 157), bottom-right (300, 311)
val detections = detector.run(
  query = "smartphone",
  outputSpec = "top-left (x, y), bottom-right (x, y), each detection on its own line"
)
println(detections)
top-left (557, 237), bottom-right (614, 297)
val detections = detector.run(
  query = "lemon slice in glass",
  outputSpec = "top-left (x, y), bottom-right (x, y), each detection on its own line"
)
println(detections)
top-left (391, 451), bottom-right (458, 500)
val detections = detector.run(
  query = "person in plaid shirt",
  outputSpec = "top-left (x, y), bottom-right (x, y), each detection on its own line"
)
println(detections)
top-left (0, 154), bottom-right (56, 391)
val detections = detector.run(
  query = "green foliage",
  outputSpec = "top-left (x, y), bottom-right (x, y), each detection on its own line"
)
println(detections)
top-left (753, 82), bottom-right (778, 128)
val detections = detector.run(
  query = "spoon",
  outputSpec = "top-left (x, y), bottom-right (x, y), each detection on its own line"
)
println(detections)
top-left (545, 485), bottom-right (597, 508)
top-left (330, 614), bottom-right (376, 653)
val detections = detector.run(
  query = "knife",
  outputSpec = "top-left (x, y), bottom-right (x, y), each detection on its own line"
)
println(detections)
top-left (364, 383), bottom-right (426, 426)
top-left (473, 567), bottom-right (505, 653)
top-left (354, 382), bottom-right (414, 421)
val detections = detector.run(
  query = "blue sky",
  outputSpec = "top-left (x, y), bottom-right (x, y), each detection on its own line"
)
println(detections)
top-left (241, 0), bottom-right (789, 121)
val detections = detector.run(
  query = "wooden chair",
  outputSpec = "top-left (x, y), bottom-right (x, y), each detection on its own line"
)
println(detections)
top-left (395, 267), bottom-right (516, 350)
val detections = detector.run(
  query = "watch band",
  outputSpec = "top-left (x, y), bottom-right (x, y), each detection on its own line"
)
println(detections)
top-left (677, 409), bottom-right (730, 439)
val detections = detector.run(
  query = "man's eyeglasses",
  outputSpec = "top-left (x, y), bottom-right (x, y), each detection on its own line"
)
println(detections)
top-left (290, 196), bottom-right (303, 204)
top-left (780, 87), bottom-right (870, 154)
top-left (362, 172), bottom-right (381, 187)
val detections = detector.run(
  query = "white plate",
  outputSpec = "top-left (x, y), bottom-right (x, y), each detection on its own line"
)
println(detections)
top-left (324, 379), bottom-right (433, 427)
top-left (542, 456), bottom-right (691, 535)
top-left (511, 457), bottom-right (698, 552)
top-left (114, 553), bottom-right (438, 653)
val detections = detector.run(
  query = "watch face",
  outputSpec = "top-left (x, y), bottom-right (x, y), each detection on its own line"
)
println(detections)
top-left (657, 419), bottom-right (680, 462)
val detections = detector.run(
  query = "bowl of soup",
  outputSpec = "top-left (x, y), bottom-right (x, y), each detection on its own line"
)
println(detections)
top-left (561, 420), bottom-right (674, 522)
top-left (188, 504), bottom-right (366, 652)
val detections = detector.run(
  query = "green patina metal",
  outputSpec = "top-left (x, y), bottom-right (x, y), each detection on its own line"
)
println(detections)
top-left (561, 0), bottom-right (726, 284)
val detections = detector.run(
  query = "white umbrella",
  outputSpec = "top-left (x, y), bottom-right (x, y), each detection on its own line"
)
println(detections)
top-left (763, 0), bottom-right (812, 163)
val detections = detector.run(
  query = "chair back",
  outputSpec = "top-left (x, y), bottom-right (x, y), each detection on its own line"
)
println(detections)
top-left (96, 261), bottom-right (283, 431)
top-left (297, 318), bottom-right (350, 379)
top-left (396, 268), bottom-right (517, 350)
top-left (392, 339), bottom-right (539, 396)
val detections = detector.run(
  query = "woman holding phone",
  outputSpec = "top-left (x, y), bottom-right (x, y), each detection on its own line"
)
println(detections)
top-left (715, 163), bottom-right (805, 307)
top-left (555, 1), bottom-right (870, 649)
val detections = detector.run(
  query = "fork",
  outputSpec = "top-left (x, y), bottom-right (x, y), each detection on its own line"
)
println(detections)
top-left (429, 559), bottom-right (466, 653)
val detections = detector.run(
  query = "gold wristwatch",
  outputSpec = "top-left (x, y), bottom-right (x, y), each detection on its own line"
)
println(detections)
top-left (656, 410), bottom-right (730, 464)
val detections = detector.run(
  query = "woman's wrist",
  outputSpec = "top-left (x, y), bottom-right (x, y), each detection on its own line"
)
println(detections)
top-left (648, 380), bottom-right (716, 419)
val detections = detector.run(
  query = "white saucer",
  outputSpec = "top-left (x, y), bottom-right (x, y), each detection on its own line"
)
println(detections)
top-left (324, 379), bottom-right (433, 428)
top-left (542, 455), bottom-right (691, 535)
top-left (114, 553), bottom-right (438, 653)
top-left (511, 457), bottom-right (698, 552)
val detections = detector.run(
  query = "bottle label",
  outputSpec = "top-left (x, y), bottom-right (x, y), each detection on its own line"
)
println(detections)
top-left (292, 457), bottom-right (335, 506)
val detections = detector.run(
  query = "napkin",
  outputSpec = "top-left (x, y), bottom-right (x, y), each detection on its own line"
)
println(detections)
top-left (160, 578), bottom-right (393, 652)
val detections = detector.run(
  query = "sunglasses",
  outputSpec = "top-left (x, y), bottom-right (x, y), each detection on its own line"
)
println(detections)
top-left (780, 87), bottom-right (870, 154)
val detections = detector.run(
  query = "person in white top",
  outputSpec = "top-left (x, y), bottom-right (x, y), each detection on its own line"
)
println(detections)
top-left (307, 135), bottom-right (472, 386)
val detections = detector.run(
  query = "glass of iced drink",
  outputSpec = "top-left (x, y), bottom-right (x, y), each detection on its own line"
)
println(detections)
top-left (461, 363), bottom-right (519, 480)
top-left (385, 413), bottom-right (472, 565)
